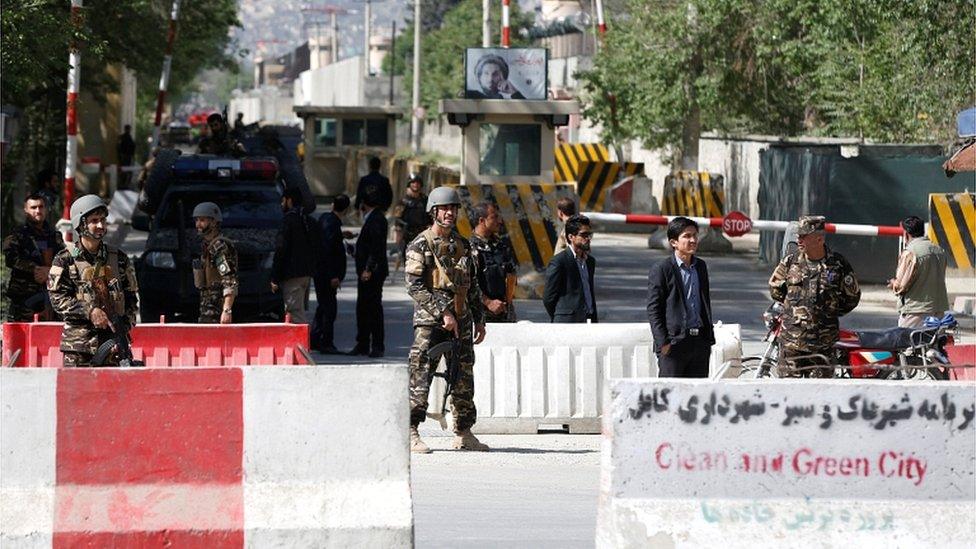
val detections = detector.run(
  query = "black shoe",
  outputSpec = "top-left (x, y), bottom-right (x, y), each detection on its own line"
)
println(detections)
top-left (319, 345), bottom-right (341, 355)
top-left (368, 349), bottom-right (385, 358)
top-left (347, 345), bottom-right (370, 356)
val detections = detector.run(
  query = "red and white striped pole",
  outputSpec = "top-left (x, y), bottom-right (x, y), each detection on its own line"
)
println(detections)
top-left (595, 0), bottom-right (607, 35)
top-left (151, 0), bottom-right (182, 149)
top-left (59, 0), bottom-right (84, 240)
top-left (584, 212), bottom-right (904, 238)
top-left (501, 0), bottom-right (510, 47)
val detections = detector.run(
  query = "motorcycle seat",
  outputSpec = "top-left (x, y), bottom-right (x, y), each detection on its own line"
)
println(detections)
top-left (847, 327), bottom-right (937, 350)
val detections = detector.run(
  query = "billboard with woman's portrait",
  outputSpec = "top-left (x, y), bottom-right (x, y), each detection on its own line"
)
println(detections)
top-left (464, 48), bottom-right (548, 100)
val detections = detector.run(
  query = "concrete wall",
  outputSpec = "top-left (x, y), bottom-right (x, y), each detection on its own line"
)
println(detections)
top-left (597, 379), bottom-right (976, 548)
top-left (229, 86), bottom-right (300, 127)
top-left (698, 136), bottom-right (770, 218)
top-left (0, 366), bottom-right (413, 547)
top-left (294, 56), bottom-right (402, 109)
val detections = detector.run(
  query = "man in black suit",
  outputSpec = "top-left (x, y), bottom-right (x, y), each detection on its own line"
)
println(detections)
top-left (350, 187), bottom-right (389, 358)
top-left (311, 194), bottom-right (350, 354)
top-left (354, 156), bottom-right (393, 212)
top-left (646, 216), bottom-right (715, 378)
top-left (544, 215), bottom-right (597, 323)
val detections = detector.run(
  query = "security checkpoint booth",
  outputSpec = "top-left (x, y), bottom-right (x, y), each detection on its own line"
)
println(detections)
top-left (293, 105), bottom-right (401, 199)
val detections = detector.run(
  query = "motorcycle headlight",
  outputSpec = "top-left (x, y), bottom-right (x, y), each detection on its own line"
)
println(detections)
top-left (144, 251), bottom-right (176, 269)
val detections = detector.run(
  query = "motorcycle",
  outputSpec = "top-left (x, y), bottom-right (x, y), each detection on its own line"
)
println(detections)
top-left (738, 302), bottom-right (956, 381)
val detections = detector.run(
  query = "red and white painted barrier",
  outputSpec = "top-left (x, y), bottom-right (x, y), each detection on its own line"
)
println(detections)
top-left (595, 0), bottom-right (607, 35)
top-left (2, 322), bottom-right (311, 367)
top-left (501, 0), bottom-right (511, 47)
top-left (585, 211), bottom-right (904, 238)
top-left (0, 365), bottom-right (412, 547)
top-left (597, 379), bottom-right (976, 547)
top-left (151, 0), bottom-right (182, 149)
top-left (59, 0), bottom-right (84, 240)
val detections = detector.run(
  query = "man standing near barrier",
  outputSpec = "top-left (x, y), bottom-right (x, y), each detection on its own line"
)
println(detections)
top-left (48, 195), bottom-right (139, 367)
top-left (769, 215), bottom-right (861, 377)
top-left (888, 215), bottom-right (949, 327)
top-left (355, 156), bottom-right (393, 212)
top-left (350, 187), bottom-right (389, 357)
top-left (405, 186), bottom-right (488, 453)
top-left (544, 215), bottom-right (598, 323)
top-left (271, 188), bottom-right (317, 323)
top-left (553, 197), bottom-right (577, 254)
top-left (646, 217), bottom-right (714, 377)
top-left (192, 202), bottom-right (238, 324)
top-left (470, 203), bottom-right (518, 322)
top-left (4, 193), bottom-right (64, 321)
top-left (311, 194), bottom-right (350, 353)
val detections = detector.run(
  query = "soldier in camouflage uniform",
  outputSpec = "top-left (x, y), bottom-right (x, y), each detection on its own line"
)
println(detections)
top-left (768, 215), bottom-right (861, 378)
top-left (3, 193), bottom-right (64, 321)
top-left (405, 187), bottom-right (489, 454)
top-left (48, 195), bottom-right (139, 367)
top-left (469, 203), bottom-right (518, 322)
top-left (192, 202), bottom-right (238, 323)
top-left (393, 173), bottom-right (429, 264)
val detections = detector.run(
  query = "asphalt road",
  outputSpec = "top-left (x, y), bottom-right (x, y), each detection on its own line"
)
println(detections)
top-left (119, 225), bottom-right (913, 547)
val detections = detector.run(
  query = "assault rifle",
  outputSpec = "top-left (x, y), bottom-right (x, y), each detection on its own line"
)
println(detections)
top-left (92, 314), bottom-right (144, 367)
top-left (427, 337), bottom-right (462, 429)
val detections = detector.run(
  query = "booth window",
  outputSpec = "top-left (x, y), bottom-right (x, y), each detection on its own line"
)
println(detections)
top-left (313, 118), bottom-right (337, 147)
top-left (342, 119), bottom-right (365, 145)
top-left (479, 124), bottom-right (541, 176)
top-left (366, 119), bottom-right (388, 146)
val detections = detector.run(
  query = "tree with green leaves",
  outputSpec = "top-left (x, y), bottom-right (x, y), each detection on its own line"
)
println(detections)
top-left (1, 0), bottom-right (241, 232)
top-left (383, 0), bottom-right (534, 117)
top-left (579, 0), bottom-right (975, 165)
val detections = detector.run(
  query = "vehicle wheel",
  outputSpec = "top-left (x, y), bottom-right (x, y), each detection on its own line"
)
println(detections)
top-left (879, 357), bottom-right (948, 381)
top-left (141, 148), bottom-right (181, 215)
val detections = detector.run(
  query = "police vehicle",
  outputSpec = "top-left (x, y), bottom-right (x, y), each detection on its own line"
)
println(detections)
top-left (134, 155), bottom-right (285, 322)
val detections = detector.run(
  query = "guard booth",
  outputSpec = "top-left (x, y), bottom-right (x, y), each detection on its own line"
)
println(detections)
top-left (293, 105), bottom-right (401, 199)
top-left (439, 98), bottom-right (578, 185)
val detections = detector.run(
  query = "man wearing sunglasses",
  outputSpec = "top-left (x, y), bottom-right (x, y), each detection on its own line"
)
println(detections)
top-left (544, 214), bottom-right (598, 323)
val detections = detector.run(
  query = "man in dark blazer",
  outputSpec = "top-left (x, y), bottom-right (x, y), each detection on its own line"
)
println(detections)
top-left (350, 187), bottom-right (389, 357)
top-left (354, 156), bottom-right (393, 212)
top-left (311, 194), bottom-right (350, 354)
top-left (646, 216), bottom-right (714, 377)
top-left (544, 215), bottom-right (598, 323)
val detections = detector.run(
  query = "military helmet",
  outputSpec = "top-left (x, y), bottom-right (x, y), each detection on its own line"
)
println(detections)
top-left (192, 201), bottom-right (222, 222)
top-left (426, 186), bottom-right (461, 213)
top-left (70, 194), bottom-right (107, 231)
top-left (407, 172), bottom-right (422, 184)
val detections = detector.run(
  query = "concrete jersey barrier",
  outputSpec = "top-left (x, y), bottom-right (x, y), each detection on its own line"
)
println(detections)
top-left (0, 365), bottom-right (412, 548)
top-left (426, 322), bottom-right (741, 434)
top-left (596, 379), bottom-right (976, 548)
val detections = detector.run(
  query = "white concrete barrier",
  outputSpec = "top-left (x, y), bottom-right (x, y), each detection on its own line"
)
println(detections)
top-left (427, 322), bottom-right (741, 434)
top-left (0, 365), bottom-right (412, 548)
top-left (596, 379), bottom-right (976, 548)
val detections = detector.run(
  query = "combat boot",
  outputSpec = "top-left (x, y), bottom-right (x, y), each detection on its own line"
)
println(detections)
top-left (410, 426), bottom-right (432, 454)
top-left (452, 429), bottom-right (489, 451)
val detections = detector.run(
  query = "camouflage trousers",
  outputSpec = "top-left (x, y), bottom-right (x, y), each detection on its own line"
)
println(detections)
top-left (408, 322), bottom-right (477, 433)
top-left (199, 289), bottom-right (223, 324)
top-left (776, 346), bottom-right (835, 379)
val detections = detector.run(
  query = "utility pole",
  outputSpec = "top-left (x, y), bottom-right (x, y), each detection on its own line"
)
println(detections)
top-left (388, 20), bottom-right (396, 105)
top-left (364, 0), bottom-right (372, 76)
top-left (331, 11), bottom-right (339, 64)
top-left (410, 0), bottom-right (421, 153)
top-left (482, 0), bottom-right (489, 47)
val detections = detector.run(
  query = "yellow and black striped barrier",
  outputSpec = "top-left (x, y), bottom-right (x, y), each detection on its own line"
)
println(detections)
top-left (661, 171), bottom-right (726, 218)
top-left (554, 143), bottom-right (609, 183)
top-left (929, 192), bottom-right (975, 269)
top-left (576, 161), bottom-right (644, 211)
top-left (453, 183), bottom-right (576, 271)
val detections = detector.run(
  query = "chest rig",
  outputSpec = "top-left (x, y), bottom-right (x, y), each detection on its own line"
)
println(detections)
top-left (423, 230), bottom-right (472, 317)
top-left (67, 243), bottom-right (125, 317)
top-left (194, 237), bottom-right (230, 290)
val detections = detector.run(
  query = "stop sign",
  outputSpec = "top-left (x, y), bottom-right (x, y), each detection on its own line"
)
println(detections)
top-left (722, 210), bottom-right (753, 237)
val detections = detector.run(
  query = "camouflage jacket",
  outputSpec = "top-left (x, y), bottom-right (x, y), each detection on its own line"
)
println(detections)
top-left (3, 221), bottom-right (64, 300)
top-left (197, 134), bottom-right (246, 157)
top-left (48, 242), bottom-right (139, 353)
top-left (394, 193), bottom-right (429, 240)
top-left (405, 228), bottom-right (485, 327)
top-left (197, 235), bottom-right (239, 296)
top-left (769, 247), bottom-right (861, 352)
